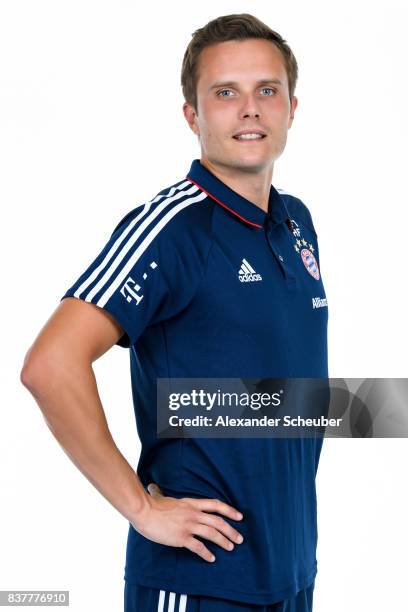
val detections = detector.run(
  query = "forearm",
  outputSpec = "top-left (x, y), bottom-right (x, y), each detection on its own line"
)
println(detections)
top-left (22, 360), bottom-right (148, 525)
top-left (21, 355), bottom-right (245, 564)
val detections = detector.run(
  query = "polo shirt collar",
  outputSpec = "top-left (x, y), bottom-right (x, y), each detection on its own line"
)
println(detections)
top-left (186, 158), bottom-right (291, 230)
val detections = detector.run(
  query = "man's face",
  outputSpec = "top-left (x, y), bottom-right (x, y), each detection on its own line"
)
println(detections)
top-left (183, 38), bottom-right (298, 174)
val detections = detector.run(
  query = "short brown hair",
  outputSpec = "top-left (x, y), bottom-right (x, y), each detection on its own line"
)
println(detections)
top-left (181, 13), bottom-right (298, 113)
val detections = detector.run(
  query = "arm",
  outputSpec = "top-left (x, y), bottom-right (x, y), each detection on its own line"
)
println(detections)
top-left (20, 297), bottom-right (244, 562)
top-left (20, 296), bottom-right (148, 521)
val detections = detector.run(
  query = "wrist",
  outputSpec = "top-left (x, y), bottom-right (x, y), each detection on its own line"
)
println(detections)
top-left (128, 489), bottom-right (152, 528)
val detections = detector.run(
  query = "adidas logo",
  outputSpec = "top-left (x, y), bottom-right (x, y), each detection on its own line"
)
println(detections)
top-left (238, 258), bottom-right (263, 283)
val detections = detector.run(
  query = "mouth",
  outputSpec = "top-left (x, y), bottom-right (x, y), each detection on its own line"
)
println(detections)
top-left (232, 133), bottom-right (267, 142)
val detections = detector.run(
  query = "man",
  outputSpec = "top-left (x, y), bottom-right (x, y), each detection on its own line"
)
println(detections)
top-left (21, 13), bottom-right (328, 612)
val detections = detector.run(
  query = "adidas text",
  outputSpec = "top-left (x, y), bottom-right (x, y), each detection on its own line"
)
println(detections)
top-left (239, 273), bottom-right (263, 283)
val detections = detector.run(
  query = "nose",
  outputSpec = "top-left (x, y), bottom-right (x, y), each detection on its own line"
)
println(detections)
top-left (240, 93), bottom-right (261, 119)
top-left (243, 110), bottom-right (260, 118)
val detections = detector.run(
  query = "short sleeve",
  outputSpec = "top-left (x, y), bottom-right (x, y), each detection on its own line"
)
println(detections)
top-left (60, 197), bottom-right (211, 348)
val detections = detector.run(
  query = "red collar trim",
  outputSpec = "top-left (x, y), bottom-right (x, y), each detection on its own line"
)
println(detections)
top-left (186, 177), bottom-right (263, 229)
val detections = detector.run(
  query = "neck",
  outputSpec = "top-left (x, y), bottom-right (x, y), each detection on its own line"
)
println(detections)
top-left (199, 157), bottom-right (273, 213)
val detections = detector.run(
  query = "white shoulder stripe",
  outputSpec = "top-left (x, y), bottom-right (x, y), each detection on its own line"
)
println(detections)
top-left (87, 184), bottom-right (200, 303)
top-left (97, 190), bottom-right (207, 307)
top-left (73, 181), bottom-right (196, 300)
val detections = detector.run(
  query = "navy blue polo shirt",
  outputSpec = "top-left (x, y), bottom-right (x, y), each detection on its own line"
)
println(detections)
top-left (60, 159), bottom-right (329, 605)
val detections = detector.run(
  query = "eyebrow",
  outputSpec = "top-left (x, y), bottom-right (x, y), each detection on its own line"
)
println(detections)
top-left (209, 79), bottom-right (283, 91)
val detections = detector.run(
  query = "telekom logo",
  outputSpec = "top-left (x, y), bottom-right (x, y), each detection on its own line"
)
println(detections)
top-left (120, 277), bottom-right (144, 304)
top-left (120, 260), bottom-right (158, 305)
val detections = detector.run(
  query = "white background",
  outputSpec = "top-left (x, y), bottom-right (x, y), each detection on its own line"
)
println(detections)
top-left (1, 1), bottom-right (407, 610)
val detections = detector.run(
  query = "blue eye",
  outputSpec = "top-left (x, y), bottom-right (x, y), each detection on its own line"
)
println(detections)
top-left (216, 87), bottom-right (277, 97)
top-left (260, 87), bottom-right (276, 95)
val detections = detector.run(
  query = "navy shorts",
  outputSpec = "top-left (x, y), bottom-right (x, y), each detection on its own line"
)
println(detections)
top-left (124, 580), bottom-right (315, 611)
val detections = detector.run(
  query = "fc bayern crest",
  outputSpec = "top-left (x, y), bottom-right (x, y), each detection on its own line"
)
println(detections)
top-left (300, 248), bottom-right (320, 280)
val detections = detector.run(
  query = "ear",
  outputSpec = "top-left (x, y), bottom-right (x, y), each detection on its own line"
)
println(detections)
top-left (288, 95), bottom-right (298, 128)
top-left (183, 101), bottom-right (200, 136)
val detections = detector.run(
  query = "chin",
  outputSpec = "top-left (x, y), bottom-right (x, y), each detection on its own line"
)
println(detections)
top-left (229, 156), bottom-right (271, 172)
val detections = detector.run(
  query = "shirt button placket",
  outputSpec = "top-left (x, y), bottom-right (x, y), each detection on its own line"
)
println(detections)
top-left (265, 221), bottom-right (298, 289)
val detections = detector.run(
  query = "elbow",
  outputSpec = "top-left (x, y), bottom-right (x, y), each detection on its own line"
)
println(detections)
top-left (20, 347), bottom-right (36, 390)
top-left (20, 349), bottom-right (54, 393)
top-left (20, 364), bottom-right (40, 392)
